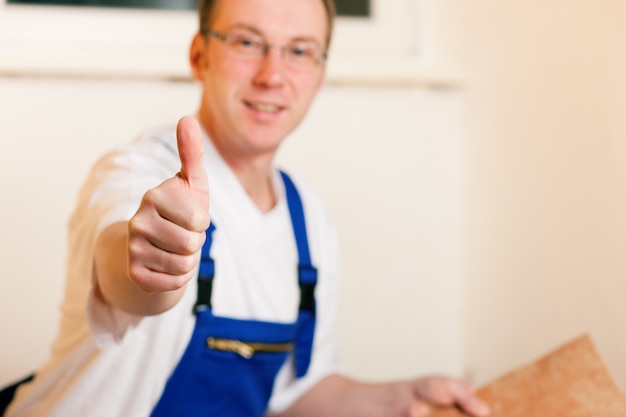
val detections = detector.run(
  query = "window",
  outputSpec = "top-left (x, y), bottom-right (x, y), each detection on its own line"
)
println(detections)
top-left (6, 0), bottom-right (196, 10)
top-left (7, 0), bottom-right (371, 16)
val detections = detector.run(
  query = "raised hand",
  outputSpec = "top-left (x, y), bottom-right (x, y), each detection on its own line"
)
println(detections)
top-left (127, 116), bottom-right (211, 294)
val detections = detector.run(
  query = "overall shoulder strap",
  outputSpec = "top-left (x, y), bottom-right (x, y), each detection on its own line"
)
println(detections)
top-left (193, 223), bottom-right (216, 315)
top-left (280, 170), bottom-right (317, 378)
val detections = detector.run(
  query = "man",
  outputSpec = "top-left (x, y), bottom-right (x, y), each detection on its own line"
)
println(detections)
top-left (5, 0), bottom-right (490, 416)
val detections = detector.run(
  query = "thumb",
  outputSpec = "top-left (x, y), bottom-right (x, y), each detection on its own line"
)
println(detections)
top-left (176, 115), bottom-right (208, 193)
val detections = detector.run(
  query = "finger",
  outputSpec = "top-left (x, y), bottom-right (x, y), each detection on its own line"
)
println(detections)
top-left (176, 115), bottom-right (208, 192)
top-left (409, 401), bottom-right (431, 417)
top-left (138, 184), bottom-right (209, 235)
top-left (142, 218), bottom-right (206, 256)
top-left (458, 396), bottom-right (490, 417)
top-left (450, 381), bottom-right (490, 417)
top-left (129, 261), bottom-right (194, 293)
top-left (128, 203), bottom-right (206, 256)
top-left (141, 246), bottom-right (201, 277)
top-left (175, 116), bottom-right (210, 232)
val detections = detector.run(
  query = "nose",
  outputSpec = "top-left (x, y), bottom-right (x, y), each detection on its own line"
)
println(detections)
top-left (252, 47), bottom-right (286, 88)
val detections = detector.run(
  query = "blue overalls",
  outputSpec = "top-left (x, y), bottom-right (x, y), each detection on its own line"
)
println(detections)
top-left (151, 171), bottom-right (317, 417)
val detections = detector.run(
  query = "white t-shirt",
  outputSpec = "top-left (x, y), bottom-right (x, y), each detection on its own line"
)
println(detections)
top-left (7, 125), bottom-right (341, 417)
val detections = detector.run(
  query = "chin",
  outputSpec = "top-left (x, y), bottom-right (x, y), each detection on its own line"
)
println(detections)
top-left (244, 130), bottom-right (290, 152)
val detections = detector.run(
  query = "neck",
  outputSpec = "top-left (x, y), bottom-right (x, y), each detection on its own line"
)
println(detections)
top-left (198, 111), bottom-right (280, 213)
top-left (225, 155), bottom-right (277, 213)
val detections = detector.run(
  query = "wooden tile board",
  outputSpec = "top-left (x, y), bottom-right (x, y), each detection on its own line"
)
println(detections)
top-left (431, 335), bottom-right (626, 416)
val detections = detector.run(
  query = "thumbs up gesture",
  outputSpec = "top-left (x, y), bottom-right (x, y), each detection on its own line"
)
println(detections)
top-left (127, 116), bottom-right (211, 294)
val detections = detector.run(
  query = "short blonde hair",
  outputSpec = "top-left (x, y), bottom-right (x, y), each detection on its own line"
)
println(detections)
top-left (198, 0), bottom-right (336, 48)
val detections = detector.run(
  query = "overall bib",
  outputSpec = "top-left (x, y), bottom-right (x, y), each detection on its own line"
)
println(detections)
top-left (151, 171), bottom-right (317, 417)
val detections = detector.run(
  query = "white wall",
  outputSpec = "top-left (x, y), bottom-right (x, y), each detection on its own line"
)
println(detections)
top-left (281, 86), bottom-right (465, 381)
top-left (0, 76), bottom-right (465, 386)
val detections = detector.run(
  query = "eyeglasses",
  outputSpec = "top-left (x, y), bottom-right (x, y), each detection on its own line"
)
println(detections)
top-left (202, 29), bottom-right (327, 69)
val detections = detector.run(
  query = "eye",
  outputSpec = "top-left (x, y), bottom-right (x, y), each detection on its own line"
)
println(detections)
top-left (232, 35), bottom-right (258, 48)
top-left (224, 32), bottom-right (265, 55)
top-left (288, 44), bottom-right (317, 60)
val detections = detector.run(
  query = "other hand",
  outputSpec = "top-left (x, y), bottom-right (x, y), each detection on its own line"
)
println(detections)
top-left (398, 376), bottom-right (490, 417)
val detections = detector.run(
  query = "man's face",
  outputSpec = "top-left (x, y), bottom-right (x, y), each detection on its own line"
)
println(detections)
top-left (191, 0), bottom-right (328, 158)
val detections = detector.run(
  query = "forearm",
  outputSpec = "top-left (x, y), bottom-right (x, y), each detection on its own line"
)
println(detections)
top-left (276, 373), bottom-right (488, 417)
top-left (94, 221), bottom-right (186, 316)
top-left (276, 374), bottom-right (403, 417)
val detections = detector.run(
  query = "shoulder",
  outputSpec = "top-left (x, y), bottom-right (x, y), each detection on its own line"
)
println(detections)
top-left (87, 125), bottom-right (180, 181)
top-left (122, 125), bottom-right (179, 161)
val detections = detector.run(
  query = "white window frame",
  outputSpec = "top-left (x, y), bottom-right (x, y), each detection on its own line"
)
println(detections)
top-left (0, 0), bottom-right (458, 86)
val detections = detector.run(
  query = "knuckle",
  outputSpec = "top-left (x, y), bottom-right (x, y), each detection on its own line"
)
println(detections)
top-left (141, 188), bottom-right (160, 207)
top-left (127, 236), bottom-right (150, 265)
top-left (169, 273), bottom-right (190, 290)
top-left (126, 235), bottom-right (142, 254)
top-left (182, 231), bottom-right (205, 254)
top-left (128, 263), bottom-right (151, 288)
top-left (173, 254), bottom-right (197, 275)
top-left (188, 210), bottom-right (210, 232)
top-left (128, 215), bottom-right (150, 238)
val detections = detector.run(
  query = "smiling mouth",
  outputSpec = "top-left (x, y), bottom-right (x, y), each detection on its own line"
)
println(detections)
top-left (245, 101), bottom-right (284, 113)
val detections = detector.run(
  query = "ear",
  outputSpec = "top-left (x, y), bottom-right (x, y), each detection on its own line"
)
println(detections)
top-left (189, 33), bottom-right (208, 81)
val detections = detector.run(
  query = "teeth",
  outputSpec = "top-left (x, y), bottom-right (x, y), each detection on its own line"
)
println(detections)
top-left (250, 103), bottom-right (280, 112)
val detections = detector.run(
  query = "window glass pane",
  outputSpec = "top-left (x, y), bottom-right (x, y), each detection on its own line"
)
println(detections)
top-left (335, 0), bottom-right (369, 17)
top-left (7, 0), bottom-right (371, 16)
top-left (7, 0), bottom-right (196, 9)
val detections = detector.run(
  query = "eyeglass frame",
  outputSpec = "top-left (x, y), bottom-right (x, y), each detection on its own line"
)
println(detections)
top-left (200, 28), bottom-right (328, 67)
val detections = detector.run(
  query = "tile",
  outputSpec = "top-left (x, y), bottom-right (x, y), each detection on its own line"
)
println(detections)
top-left (431, 335), bottom-right (626, 416)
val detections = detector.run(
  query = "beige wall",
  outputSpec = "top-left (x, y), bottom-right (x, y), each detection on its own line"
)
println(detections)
top-left (457, 0), bottom-right (626, 389)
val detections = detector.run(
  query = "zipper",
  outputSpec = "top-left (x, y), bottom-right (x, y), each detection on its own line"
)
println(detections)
top-left (207, 337), bottom-right (294, 359)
